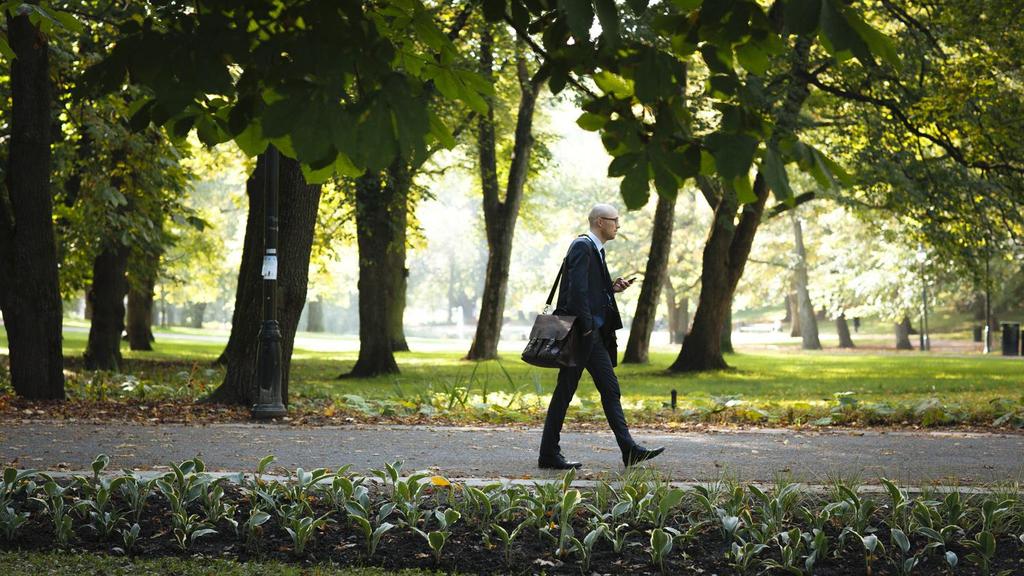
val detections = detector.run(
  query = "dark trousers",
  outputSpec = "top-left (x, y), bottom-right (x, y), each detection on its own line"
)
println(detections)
top-left (539, 333), bottom-right (635, 457)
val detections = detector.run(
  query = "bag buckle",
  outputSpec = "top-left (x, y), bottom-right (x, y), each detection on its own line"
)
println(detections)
top-left (542, 304), bottom-right (551, 315)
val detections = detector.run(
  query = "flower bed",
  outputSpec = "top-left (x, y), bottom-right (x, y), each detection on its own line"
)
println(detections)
top-left (1, 455), bottom-right (1023, 574)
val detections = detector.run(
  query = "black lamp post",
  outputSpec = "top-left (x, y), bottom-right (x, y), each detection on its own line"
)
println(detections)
top-left (252, 145), bottom-right (287, 419)
top-left (915, 245), bottom-right (930, 352)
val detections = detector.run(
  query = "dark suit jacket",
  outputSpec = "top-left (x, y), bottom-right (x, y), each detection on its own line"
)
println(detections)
top-left (554, 235), bottom-right (623, 366)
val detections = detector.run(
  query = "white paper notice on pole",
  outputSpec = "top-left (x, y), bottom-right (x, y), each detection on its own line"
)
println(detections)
top-left (261, 255), bottom-right (278, 280)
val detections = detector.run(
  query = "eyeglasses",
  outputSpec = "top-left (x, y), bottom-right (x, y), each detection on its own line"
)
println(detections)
top-left (599, 216), bottom-right (620, 225)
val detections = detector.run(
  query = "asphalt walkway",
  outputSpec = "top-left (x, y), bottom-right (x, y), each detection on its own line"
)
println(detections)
top-left (1, 421), bottom-right (1021, 484)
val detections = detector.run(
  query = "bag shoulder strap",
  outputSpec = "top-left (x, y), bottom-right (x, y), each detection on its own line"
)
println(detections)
top-left (545, 259), bottom-right (565, 307)
top-left (545, 235), bottom-right (589, 308)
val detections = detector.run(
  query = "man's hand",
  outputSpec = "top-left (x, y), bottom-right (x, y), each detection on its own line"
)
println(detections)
top-left (613, 277), bottom-right (636, 293)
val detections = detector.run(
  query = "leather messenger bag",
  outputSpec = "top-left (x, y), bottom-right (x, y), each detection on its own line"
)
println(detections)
top-left (521, 260), bottom-right (582, 368)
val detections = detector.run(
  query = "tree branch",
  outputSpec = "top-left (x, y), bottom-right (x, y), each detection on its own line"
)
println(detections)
top-left (807, 74), bottom-right (1024, 175)
top-left (501, 13), bottom-right (599, 100)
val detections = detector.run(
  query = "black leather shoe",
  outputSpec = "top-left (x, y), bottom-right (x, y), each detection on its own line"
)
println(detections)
top-left (623, 445), bottom-right (665, 467)
top-left (538, 453), bottom-right (583, 470)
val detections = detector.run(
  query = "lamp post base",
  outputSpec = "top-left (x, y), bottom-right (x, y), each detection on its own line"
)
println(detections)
top-left (252, 402), bottom-right (287, 419)
top-left (251, 319), bottom-right (286, 420)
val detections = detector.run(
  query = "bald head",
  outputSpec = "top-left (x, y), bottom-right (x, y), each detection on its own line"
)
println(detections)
top-left (588, 204), bottom-right (617, 226)
top-left (588, 203), bottom-right (620, 242)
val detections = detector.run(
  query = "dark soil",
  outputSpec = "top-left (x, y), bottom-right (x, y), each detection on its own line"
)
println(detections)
top-left (1, 481), bottom-right (1022, 575)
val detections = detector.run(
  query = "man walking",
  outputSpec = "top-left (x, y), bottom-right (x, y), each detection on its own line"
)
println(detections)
top-left (538, 204), bottom-right (665, 470)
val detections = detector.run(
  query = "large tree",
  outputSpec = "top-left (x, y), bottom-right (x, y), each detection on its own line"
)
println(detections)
top-left (789, 209), bottom-right (821, 350)
top-left (466, 26), bottom-right (545, 361)
top-left (345, 165), bottom-right (403, 377)
top-left (0, 3), bottom-right (65, 399)
top-left (210, 154), bottom-right (320, 404)
top-left (809, 0), bottom-right (1024, 333)
top-left (621, 194), bottom-right (676, 364)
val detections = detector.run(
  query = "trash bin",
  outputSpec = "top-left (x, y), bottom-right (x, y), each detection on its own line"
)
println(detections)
top-left (972, 326), bottom-right (984, 342)
top-left (1000, 323), bottom-right (1020, 356)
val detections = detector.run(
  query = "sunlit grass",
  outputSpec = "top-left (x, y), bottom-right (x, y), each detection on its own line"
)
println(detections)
top-left (3, 323), bottom-right (1022, 424)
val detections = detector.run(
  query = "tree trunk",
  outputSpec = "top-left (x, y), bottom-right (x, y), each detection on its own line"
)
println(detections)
top-left (306, 298), bottom-right (325, 333)
top-left (720, 304), bottom-right (734, 354)
top-left (670, 175), bottom-right (769, 372)
top-left (788, 291), bottom-right (801, 337)
top-left (670, 36), bottom-right (812, 373)
top-left (664, 280), bottom-right (687, 345)
top-left (836, 313), bottom-right (855, 348)
top-left (791, 212), bottom-right (821, 350)
top-left (895, 316), bottom-right (914, 350)
top-left (623, 194), bottom-right (676, 364)
top-left (84, 244), bottom-right (130, 370)
top-left (0, 7), bottom-right (65, 399)
top-left (209, 154), bottom-right (321, 403)
top-left (189, 303), bottom-right (206, 329)
top-left (678, 296), bottom-right (689, 344)
top-left (387, 163), bottom-right (410, 352)
top-left (467, 32), bottom-right (543, 361)
top-left (126, 273), bottom-right (156, 351)
top-left (346, 169), bottom-right (400, 377)
top-left (84, 287), bottom-right (94, 320)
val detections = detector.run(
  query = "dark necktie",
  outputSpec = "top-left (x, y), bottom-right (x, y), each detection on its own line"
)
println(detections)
top-left (599, 248), bottom-right (612, 306)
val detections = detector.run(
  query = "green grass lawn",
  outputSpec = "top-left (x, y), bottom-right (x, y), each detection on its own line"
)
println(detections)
top-left (2, 322), bottom-right (1023, 427)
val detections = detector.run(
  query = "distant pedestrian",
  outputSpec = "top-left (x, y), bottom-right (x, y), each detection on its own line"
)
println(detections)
top-left (853, 317), bottom-right (861, 333)
top-left (538, 204), bottom-right (665, 470)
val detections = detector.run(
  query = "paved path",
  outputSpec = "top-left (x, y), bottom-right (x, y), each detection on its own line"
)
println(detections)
top-left (1, 421), bottom-right (1021, 485)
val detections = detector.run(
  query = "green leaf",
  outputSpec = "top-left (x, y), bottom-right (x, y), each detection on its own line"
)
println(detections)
top-left (559, 0), bottom-right (594, 42)
top-left (260, 98), bottom-right (303, 139)
top-left (291, 100), bottom-right (334, 166)
top-left (735, 40), bottom-right (771, 75)
top-left (576, 112), bottom-right (607, 131)
top-left (759, 146), bottom-right (793, 203)
top-left (700, 44), bottom-right (734, 74)
top-left (233, 121), bottom-right (268, 157)
top-left (627, 0), bottom-right (651, 12)
top-left (891, 528), bottom-right (911, 553)
top-left (593, 70), bottom-right (633, 99)
top-left (651, 155), bottom-right (678, 199)
top-left (608, 153), bottom-right (640, 177)
top-left (428, 531), bottom-right (446, 551)
top-left (385, 76), bottom-right (430, 160)
top-left (412, 11), bottom-right (450, 52)
top-left (699, 149), bottom-right (716, 176)
top-left (732, 174), bottom-right (755, 204)
top-left (195, 115), bottom-right (226, 147)
top-left (431, 68), bottom-right (460, 102)
top-left (705, 132), bottom-right (759, 180)
top-left (357, 97), bottom-right (399, 171)
top-left (818, 150), bottom-right (853, 186)
top-left (0, 36), bottom-right (14, 60)
top-left (784, 0), bottom-right (822, 35)
top-left (635, 49), bottom-right (673, 103)
top-left (845, 10), bottom-right (899, 66)
top-left (620, 161), bottom-right (650, 209)
top-left (50, 9), bottom-right (84, 33)
top-left (979, 531), bottom-right (996, 556)
top-left (428, 111), bottom-right (456, 149)
top-left (665, 144), bottom-right (701, 182)
top-left (819, 0), bottom-right (870, 64)
top-left (593, 0), bottom-right (620, 47)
